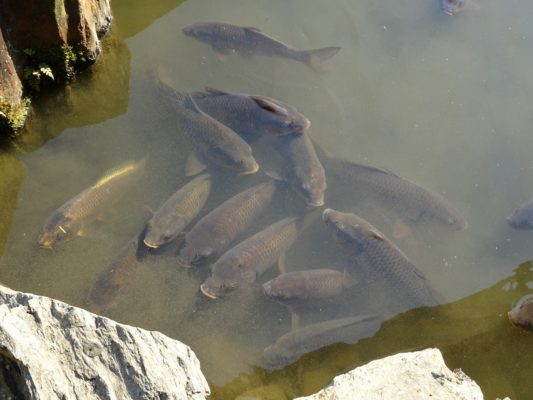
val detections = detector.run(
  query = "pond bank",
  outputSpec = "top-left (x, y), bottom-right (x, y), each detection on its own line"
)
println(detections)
top-left (0, 284), bottom-right (491, 400)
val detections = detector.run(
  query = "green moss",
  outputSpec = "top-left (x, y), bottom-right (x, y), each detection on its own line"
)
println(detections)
top-left (0, 98), bottom-right (31, 133)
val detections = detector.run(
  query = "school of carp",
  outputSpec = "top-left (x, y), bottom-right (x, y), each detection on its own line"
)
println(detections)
top-left (36, 18), bottom-right (530, 370)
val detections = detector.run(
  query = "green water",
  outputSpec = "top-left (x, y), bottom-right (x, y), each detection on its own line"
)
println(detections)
top-left (1, 0), bottom-right (532, 398)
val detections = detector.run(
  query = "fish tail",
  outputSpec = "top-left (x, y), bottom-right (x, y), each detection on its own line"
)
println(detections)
top-left (301, 46), bottom-right (341, 73)
top-left (155, 64), bottom-right (188, 105)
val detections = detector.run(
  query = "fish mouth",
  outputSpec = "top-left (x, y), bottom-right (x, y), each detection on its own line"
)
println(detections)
top-left (200, 283), bottom-right (220, 299)
top-left (37, 237), bottom-right (53, 249)
top-left (176, 255), bottom-right (193, 268)
top-left (322, 208), bottom-right (334, 222)
top-left (241, 163), bottom-right (260, 175)
top-left (143, 239), bottom-right (161, 249)
top-left (306, 198), bottom-right (325, 208)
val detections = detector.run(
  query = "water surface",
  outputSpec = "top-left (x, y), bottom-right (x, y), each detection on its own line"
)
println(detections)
top-left (1, 0), bottom-right (532, 398)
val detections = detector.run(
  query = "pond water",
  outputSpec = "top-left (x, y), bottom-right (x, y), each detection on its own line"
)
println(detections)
top-left (1, 0), bottom-right (532, 398)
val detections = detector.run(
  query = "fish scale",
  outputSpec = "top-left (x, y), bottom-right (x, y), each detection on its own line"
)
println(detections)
top-left (263, 269), bottom-right (352, 301)
top-left (200, 217), bottom-right (302, 298)
top-left (143, 173), bottom-right (211, 249)
top-left (317, 147), bottom-right (466, 230)
top-left (182, 22), bottom-right (341, 73)
top-left (323, 209), bottom-right (440, 309)
top-left (177, 180), bottom-right (278, 266)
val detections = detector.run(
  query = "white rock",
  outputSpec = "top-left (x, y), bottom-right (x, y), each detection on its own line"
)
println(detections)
top-left (0, 285), bottom-right (210, 400)
top-left (295, 348), bottom-right (483, 400)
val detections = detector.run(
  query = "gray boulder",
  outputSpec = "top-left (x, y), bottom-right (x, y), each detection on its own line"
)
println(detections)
top-left (0, 285), bottom-right (210, 400)
top-left (295, 348), bottom-right (483, 400)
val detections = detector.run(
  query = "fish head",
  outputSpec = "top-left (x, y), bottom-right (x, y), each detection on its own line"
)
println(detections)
top-left (200, 274), bottom-right (239, 299)
top-left (430, 204), bottom-right (468, 230)
top-left (439, 0), bottom-right (466, 15)
top-left (143, 220), bottom-right (181, 249)
top-left (211, 143), bottom-right (259, 174)
top-left (507, 202), bottom-right (533, 230)
top-left (37, 214), bottom-right (72, 248)
top-left (508, 294), bottom-right (533, 331)
top-left (292, 171), bottom-right (326, 207)
top-left (322, 209), bottom-right (384, 255)
top-left (176, 244), bottom-right (214, 267)
top-left (182, 22), bottom-right (221, 42)
top-left (263, 344), bottom-right (295, 369)
top-left (200, 256), bottom-right (256, 298)
top-left (251, 96), bottom-right (311, 136)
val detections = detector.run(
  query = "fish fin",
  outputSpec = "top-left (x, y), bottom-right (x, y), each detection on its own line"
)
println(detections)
top-left (93, 158), bottom-right (146, 189)
top-left (277, 252), bottom-right (287, 274)
top-left (250, 96), bottom-right (289, 116)
top-left (185, 152), bottom-right (208, 176)
top-left (143, 205), bottom-right (155, 216)
top-left (264, 169), bottom-right (286, 182)
top-left (369, 227), bottom-right (385, 241)
top-left (183, 94), bottom-right (203, 113)
top-left (392, 219), bottom-right (413, 239)
top-left (176, 256), bottom-right (193, 269)
top-left (305, 46), bottom-right (341, 73)
top-left (156, 65), bottom-right (187, 104)
top-left (215, 52), bottom-right (230, 62)
top-left (244, 26), bottom-right (262, 33)
top-left (288, 306), bottom-right (300, 330)
top-left (204, 87), bottom-right (229, 96)
top-left (343, 268), bottom-right (358, 288)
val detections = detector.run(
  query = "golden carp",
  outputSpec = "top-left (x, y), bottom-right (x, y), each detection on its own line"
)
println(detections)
top-left (37, 159), bottom-right (145, 249)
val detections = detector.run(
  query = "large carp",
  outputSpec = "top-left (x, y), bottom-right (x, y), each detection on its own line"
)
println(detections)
top-left (37, 159), bottom-right (145, 249)
top-left (322, 209), bottom-right (440, 309)
top-left (183, 22), bottom-right (340, 73)
top-left (176, 180), bottom-right (278, 267)
top-left (200, 217), bottom-right (303, 299)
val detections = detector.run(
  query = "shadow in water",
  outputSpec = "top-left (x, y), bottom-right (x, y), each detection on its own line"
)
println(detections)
top-left (211, 261), bottom-right (533, 400)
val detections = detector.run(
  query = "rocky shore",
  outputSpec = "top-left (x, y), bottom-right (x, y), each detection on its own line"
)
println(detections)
top-left (0, 283), bottom-right (492, 400)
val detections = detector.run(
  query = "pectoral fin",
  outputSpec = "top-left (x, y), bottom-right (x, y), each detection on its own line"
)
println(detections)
top-left (277, 252), bottom-right (287, 274)
top-left (185, 152), bottom-right (208, 176)
top-left (392, 219), bottom-right (413, 239)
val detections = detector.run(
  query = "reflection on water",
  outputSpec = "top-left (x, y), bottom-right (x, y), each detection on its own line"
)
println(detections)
top-left (1, 0), bottom-right (533, 399)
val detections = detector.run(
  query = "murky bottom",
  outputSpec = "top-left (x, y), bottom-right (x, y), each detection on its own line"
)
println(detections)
top-left (1, 0), bottom-right (533, 398)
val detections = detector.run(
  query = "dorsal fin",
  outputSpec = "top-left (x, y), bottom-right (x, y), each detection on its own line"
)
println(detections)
top-left (204, 87), bottom-right (230, 96)
top-left (183, 94), bottom-right (202, 113)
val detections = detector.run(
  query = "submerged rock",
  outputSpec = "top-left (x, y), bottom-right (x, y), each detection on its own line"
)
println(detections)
top-left (0, 0), bottom-right (113, 136)
top-left (295, 348), bottom-right (483, 400)
top-left (0, 284), bottom-right (210, 399)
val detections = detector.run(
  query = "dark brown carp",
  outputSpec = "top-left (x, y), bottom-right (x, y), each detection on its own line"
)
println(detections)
top-left (176, 180), bottom-right (278, 267)
top-left (85, 229), bottom-right (148, 314)
top-left (263, 315), bottom-right (379, 367)
top-left (322, 209), bottom-right (440, 308)
top-left (439, 0), bottom-right (478, 15)
top-left (182, 22), bottom-right (341, 73)
top-left (174, 93), bottom-right (259, 176)
top-left (272, 131), bottom-right (326, 207)
top-left (143, 174), bottom-right (211, 249)
top-left (508, 294), bottom-right (533, 331)
top-left (262, 268), bottom-right (356, 302)
top-left (158, 80), bottom-right (310, 142)
top-left (200, 217), bottom-right (303, 299)
top-left (314, 140), bottom-right (466, 230)
top-left (37, 159), bottom-right (146, 249)
top-left (506, 200), bottom-right (533, 230)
